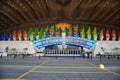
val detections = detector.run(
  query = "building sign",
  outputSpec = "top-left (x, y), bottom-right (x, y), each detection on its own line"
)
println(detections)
top-left (32, 37), bottom-right (96, 49)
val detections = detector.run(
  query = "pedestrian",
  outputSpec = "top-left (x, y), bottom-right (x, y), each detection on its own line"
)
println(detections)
top-left (100, 54), bottom-right (102, 62)
top-left (87, 52), bottom-right (90, 59)
top-left (0, 54), bottom-right (2, 58)
top-left (39, 55), bottom-right (40, 59)
top-left (14, 54), bottom-right (16, 59)
top-left (22, 54), bottom-right (24, 59)
top-left (73, 54), bottom-right (75, 59)
top-left (117, 55), bottom-right (119, 61)
top-left (82, 50), bottom-right (85, 58)
top-left (108, 55), bottom-right (110, 59)
top-left (56, 54), bottom-right (57, 59)
top-left (90, 53), bottom-right (93, 60)
top-left (98, 52), bottom-right (101, 56)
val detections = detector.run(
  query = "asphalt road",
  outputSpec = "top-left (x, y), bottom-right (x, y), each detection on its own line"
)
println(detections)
top-left (0, 56), bottom-right (120, 80)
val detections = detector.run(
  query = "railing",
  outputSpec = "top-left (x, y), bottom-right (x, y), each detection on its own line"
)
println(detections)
top-left (103, 51), bottom-right (120, 57)
top-left (44, 49), bottom-right (82, 56)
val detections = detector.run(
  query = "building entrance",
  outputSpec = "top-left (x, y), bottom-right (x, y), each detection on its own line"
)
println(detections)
top-left (44, 45), bottom-right (82, 56)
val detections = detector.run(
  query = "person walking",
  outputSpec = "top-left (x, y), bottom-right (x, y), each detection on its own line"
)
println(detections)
top-left (90, 53), bottom-right (93, 59)
top-left (38, 55), bottom-right (40, 59)
top-left (22, 53), bottom-right (24, 59)
top-left (82, 50), bottom-right (85, 58)
top-left (14, 54), bottom-right (16, 59)
top-left (0, 54), bottom-right (2, 58)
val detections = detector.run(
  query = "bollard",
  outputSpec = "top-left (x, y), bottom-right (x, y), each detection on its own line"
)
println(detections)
top-left (99, 64), bottom-right (104, 69)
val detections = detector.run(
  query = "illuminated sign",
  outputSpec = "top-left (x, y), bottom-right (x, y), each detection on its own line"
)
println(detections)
top-left (32, 37), bottom-right (96, 49)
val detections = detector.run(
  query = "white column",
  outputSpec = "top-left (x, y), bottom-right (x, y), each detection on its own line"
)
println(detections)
top-left (62, 32), bottom-right (66, 49)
